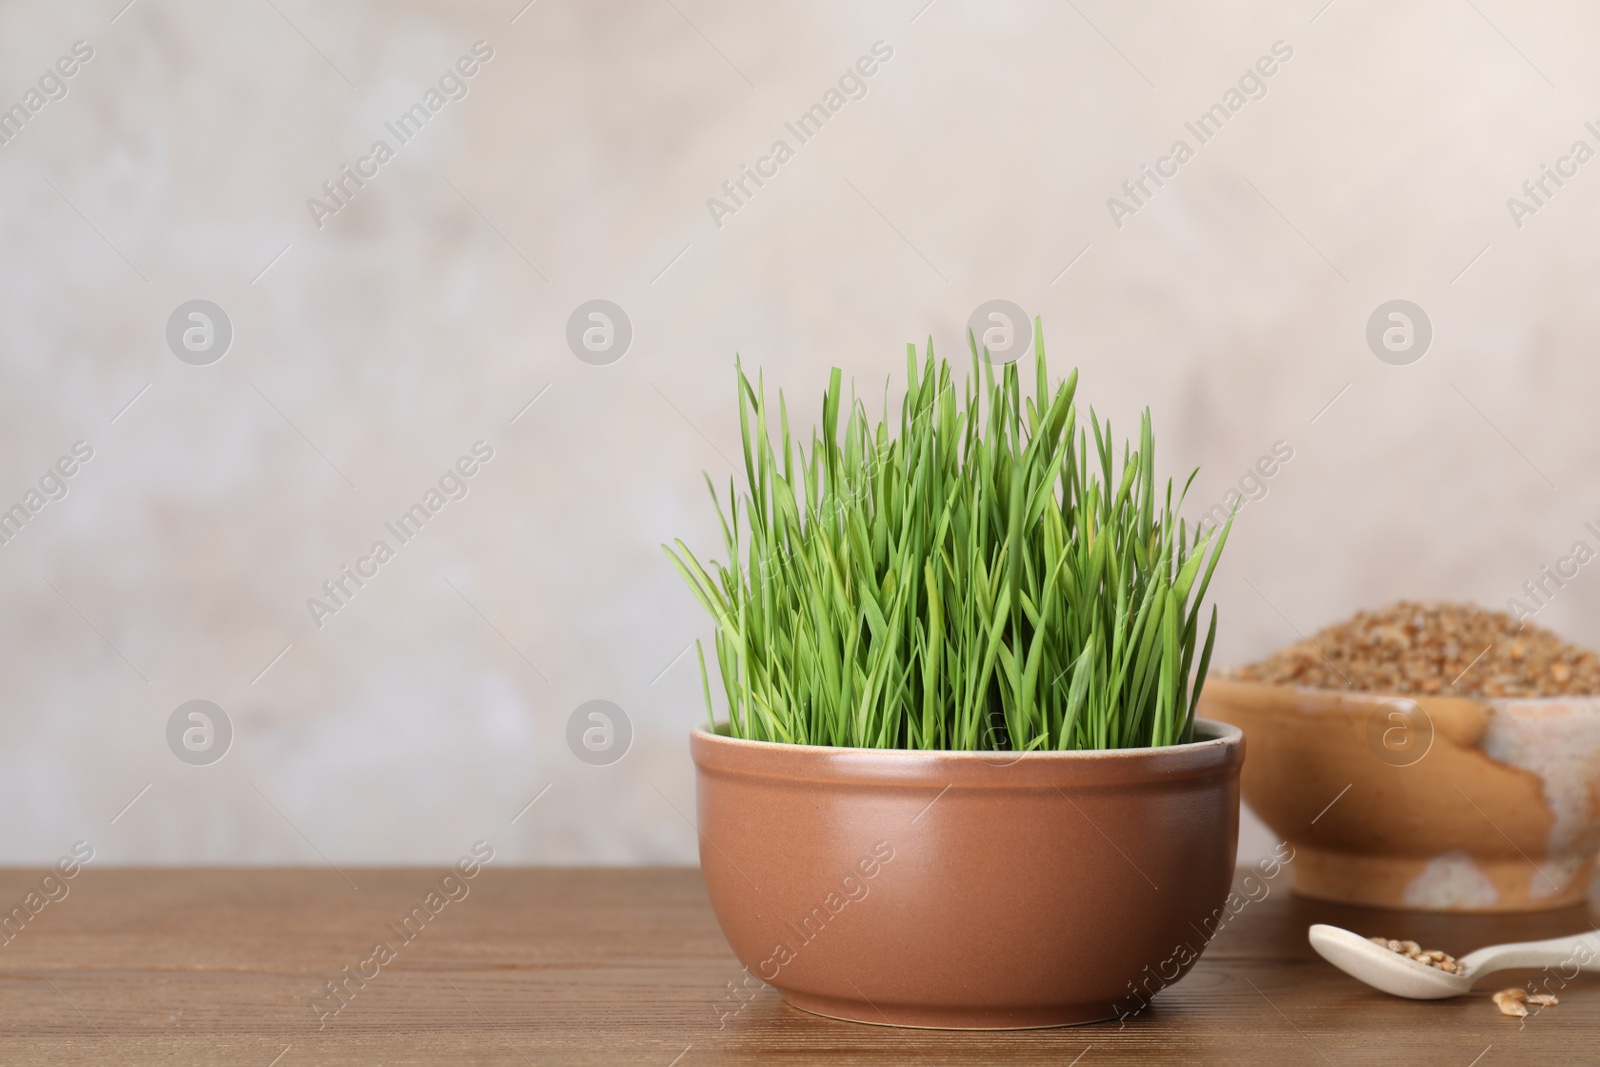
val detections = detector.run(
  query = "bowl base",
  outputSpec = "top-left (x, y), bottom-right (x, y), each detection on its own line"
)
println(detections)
top-left (781, 990), bottom-right (1119, 1030)
top-left (1290, 843), bottom-right (1593, 913)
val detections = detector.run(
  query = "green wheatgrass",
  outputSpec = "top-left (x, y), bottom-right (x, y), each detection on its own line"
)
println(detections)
top-left (665, 324), bottom-right (1232, 751)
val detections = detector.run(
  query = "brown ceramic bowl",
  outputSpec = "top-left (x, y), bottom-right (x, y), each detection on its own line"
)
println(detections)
top-left (691, 720), bottom-right (1244, 1029)
top-left (1201, 678), bottom-right (1600, 913)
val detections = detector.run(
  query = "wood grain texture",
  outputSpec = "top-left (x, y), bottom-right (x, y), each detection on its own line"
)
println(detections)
top-left (0, 866), bottom-right (1594, 1064)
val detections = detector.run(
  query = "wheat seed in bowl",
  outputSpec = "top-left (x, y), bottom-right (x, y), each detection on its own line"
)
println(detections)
top-left (1231, 601), bottom-right (1600, 697)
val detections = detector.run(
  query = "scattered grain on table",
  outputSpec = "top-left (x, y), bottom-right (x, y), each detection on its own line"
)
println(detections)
top-left (1491, 987), bottom-right (1560, 1017)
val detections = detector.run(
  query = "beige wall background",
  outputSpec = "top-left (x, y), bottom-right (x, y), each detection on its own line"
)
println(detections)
top-left (3, 0), bottom-right (1598, 866)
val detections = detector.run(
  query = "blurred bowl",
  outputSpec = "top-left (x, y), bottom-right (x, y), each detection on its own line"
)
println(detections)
top-left (1200, 678), bottom-right (1600, 913)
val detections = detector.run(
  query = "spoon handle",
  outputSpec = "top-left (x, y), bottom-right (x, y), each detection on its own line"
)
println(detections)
top-left (1465, 931), bottom-right (1600, 975)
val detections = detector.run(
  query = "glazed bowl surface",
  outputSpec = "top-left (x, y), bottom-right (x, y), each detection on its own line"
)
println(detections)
top-left (691, 720), bottom-right (1244, 1028)
top-left (1202, 678), bottom-right (1600, 912)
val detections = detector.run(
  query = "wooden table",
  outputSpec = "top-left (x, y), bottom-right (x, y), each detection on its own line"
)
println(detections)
top-left (0, 867), bottom-right (1594, 1064)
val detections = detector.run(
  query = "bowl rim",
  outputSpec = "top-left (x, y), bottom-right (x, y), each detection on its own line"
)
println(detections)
top-left (690, 718), bottom-right (1244, 788)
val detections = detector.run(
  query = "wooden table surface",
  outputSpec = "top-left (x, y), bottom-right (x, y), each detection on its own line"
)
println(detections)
top-left (0, 866), bottom-right (1595, 1065)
